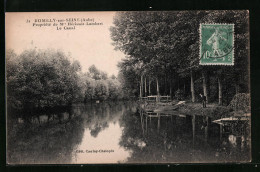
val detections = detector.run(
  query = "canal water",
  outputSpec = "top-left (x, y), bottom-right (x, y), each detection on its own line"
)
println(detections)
top-left (7, 101), bottom-right (251, 164)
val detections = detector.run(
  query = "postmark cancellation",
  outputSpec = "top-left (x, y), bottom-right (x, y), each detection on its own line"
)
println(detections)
top-left (200, 23), bottom-right (234, 66)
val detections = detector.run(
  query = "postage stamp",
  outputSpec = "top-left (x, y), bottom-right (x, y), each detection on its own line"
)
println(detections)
top-left (200, 23), bottom-right (234, 65)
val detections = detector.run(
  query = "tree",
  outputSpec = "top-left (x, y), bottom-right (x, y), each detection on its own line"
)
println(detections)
top-left (80, 65), bottom-right (124, 101)
top-left (88, 65), bottom-right (101, 80)
top-left (93, 80), bottom-right (109, 100)
top-left (111, 12), bottom-right (182, 98)
top-left (111, 11), bottom-right (249, 104)
top-left (110, 74), bottom-right (117, 79)
top-left (6, 49), bottom-right (82, 120)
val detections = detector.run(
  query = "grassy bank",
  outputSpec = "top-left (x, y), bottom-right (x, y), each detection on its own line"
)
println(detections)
top-left (178, 93), bottom-right (250, 120)
top-left (141, 101), bottom-right (248, 120)
top-left (177, 103), bottom-right (231, 120)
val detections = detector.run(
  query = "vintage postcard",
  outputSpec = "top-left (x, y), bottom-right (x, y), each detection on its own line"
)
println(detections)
top-left (5, 11), bottom-right (250, 164)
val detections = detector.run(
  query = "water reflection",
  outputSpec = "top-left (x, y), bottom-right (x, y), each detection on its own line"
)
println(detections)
top-left (120, 109), bottom-right (250, 163)
top-left (7, 115), bottom-right (85, 164)
top-left (7, 101), bottom-right (250, 164)
top-left (71, 102), bottom-right (136, 163)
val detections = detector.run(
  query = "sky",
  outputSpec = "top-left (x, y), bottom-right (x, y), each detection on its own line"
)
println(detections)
top-left (5, 12), bottom-right (125, 76)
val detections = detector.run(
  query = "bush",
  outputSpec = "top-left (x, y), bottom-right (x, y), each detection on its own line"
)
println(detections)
top-left (228, 93), bottom-right (250, 112)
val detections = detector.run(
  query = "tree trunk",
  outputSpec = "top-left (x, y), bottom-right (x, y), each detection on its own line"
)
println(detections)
top-left (170, 80), bottom-right (172, 99)
top-left (202, 71), bottom-right (208, 103)
top-left (207, 76), bottom-right (211, 99)
top-left (156, 77), bottom-right (160, 102)
top-left (164, 75), bottom-right (167, 95)
top-left (141, 75), bottom-right (143, 97)
top-left (139, 77), bottom-right (142, 98)
top-left (183, 82), bottom-right (186, 96)
top-left (177, 75), bottom-right (180, 90)
top-left (235, 82), bottom-right (240, 94)
top-left (144, 77), bottom-right (147, 97)
top-left (156, 77), bottom-right (160, 96)
top-left (190, 70), bottom-right (195, 103)
top-left (218, 76), bottom-right (223, 105)
top-left (148, 78), bottom-right (151, 96)
top-left (142, 75), bottom-right (144, 97)
top-left (235, 73), bottom-right (240, 95)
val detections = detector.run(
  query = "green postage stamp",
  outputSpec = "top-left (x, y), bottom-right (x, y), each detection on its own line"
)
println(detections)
top-left (200, 23), bottom-right (234, 65)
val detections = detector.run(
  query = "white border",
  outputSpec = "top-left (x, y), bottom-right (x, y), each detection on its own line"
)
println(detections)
top-left (199, 23), bottom-right (235, 66)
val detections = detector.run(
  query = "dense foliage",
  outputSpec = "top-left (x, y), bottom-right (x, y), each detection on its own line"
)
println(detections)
top-left (6, 11), bottom-right (250, 121)
top-left (6, 49), bottom-right (81, 109)
top-left (229, 93), bottom-right (250, 112)
top-left (6, 49), bottom-right (124, 120)
top-left (79, 65), bottom-right (123, 102)
top-left (111, 11), bottom-right (249, 105)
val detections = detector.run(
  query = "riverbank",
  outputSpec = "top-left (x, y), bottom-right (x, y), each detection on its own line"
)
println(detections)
top-left (178, 93), bottom-right (250, 120)
top-left (177, 103), bottom-right (231, 120)
top-left (140, 101), bottom-right (250, 120)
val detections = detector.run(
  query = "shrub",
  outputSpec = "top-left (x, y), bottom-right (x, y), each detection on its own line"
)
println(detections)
top-left (228, 93), bottom-right (250, 112)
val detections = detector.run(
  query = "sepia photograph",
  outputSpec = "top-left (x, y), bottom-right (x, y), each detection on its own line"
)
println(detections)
top-left (5, 11), bottom-right (250, 164)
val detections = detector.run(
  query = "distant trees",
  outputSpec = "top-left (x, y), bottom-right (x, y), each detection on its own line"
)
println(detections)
top-left (80, 65), bottom-right (123, 102)
top-left (88, 64), bottom-right (108, 80)
top-left (111, 11), bottom-right (249, 105)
